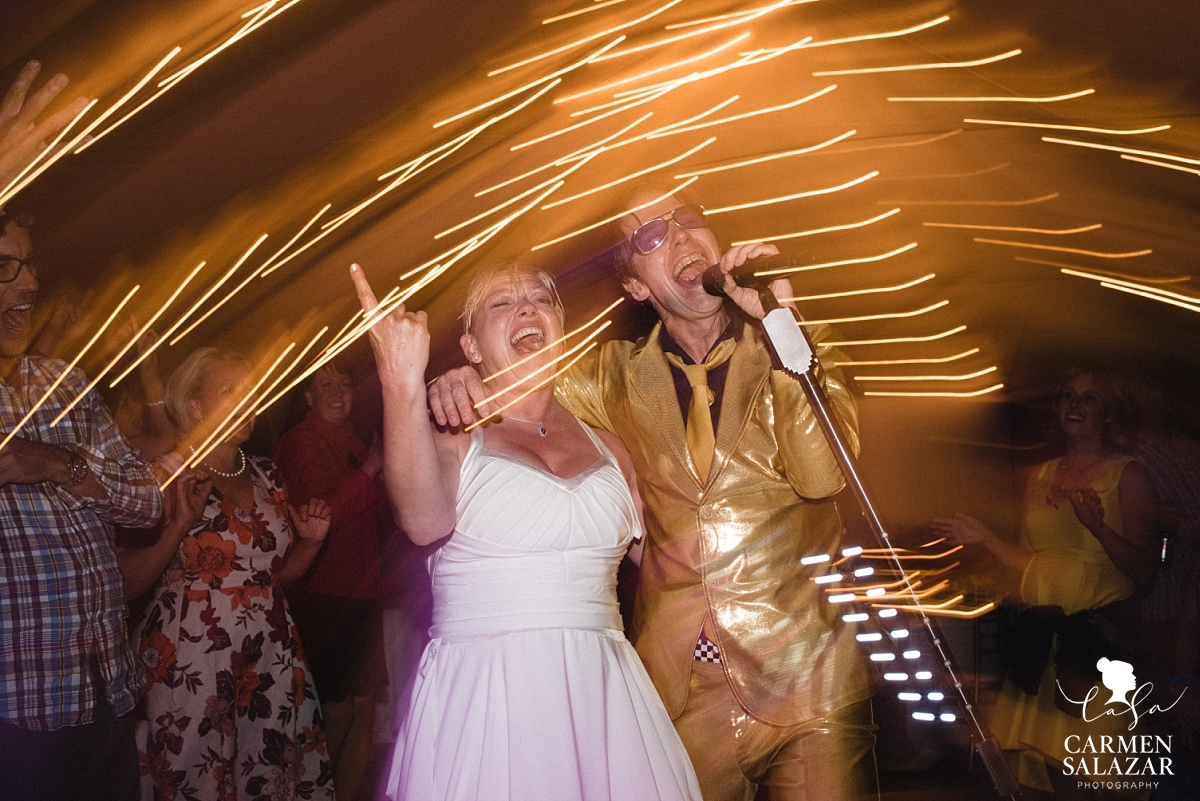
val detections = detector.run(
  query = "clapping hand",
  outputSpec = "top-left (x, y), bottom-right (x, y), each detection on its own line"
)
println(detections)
top-left (289, 498), bottom-right (330, 543)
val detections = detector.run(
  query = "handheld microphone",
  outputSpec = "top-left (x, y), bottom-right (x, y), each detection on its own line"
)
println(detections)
top-left (702, 254), bottom-right (797, 297)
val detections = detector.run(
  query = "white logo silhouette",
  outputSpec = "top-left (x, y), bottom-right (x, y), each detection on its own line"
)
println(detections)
top-left (1058, 657), bottom-right (1185, 731)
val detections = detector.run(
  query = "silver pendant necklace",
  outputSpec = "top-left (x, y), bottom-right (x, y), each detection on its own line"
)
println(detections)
top-left (506, 415), bottom-right (548, 437)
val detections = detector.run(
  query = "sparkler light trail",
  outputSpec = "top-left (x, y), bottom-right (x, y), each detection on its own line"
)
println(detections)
top-left (964, 119), bottom-right (1171, 135)
top-left (487, 0), bottom-right (682, 77)
top-left (883, 193), bottom-right (1058, 206)
top-left (1099, 283), bottom-right (1200, 313)
top-left (259, 204), bottom-right (332, 278)
top-left (647, 85), bottom-right (837, 140)
top-left (864, 384), bottom-right (1005, 398)
top-left (782, 273), bottom-right (935, 302)
top-left (51, 261), bottom-right (207, 426)
top-left (1060, 268), bottom-right (1200, 312)
top-left (751, 14), bottom-right (951, 55)
top-left (1120, 154), bottom-right (1200, 176)
top-left (0, 286), bottom-right (139, 453)
top-left (833, 348), bottom-right (980, 367)
top-left (814, 49), bottom-right (1022, 76)
top-left (737, 207), bottom-right (898, 246)
top-left (889, 89), bottom-right (1095, 103)
top-left (797, 300), bottom-right (950, 327)
top-left (531, 177), bottom-right (697, 251)
top-left (168, 234), bottom-right (271, 346)
top-left (754, 242), bottom-right (918, 276)
top-left (474, 322), bottom-right (614, 408)
top-left (542, 0), bottom-right (628, 25)
top-left (1015, 258), bottom-right (1190, 283)
top-left (483, 298), bottom-right (624, 383)
top-left (854, 366), bottom-right (998, 382)
top-left (675, 130), bottom-right (858, 180)
top-left (664, 0), bottom-right (818, 29)
top-left (465, 344), bottom-right (598, 432)
top-left (826, 326), bottom-right (968, 347)
top-left (923, 222), bottom-right (1101, 234)
top-left (554, 35), bottom-right (748, 103)
top-left (706, 171), bottom-right (878, 215)
top-left (592, 0), bottom-right (795, 63)
top-left (1041, 136), bottom-right (1200, 166)
top-left (541, 137), bottom-right (715, 209)
top-left (973, 238), bottom-right (1151, 259)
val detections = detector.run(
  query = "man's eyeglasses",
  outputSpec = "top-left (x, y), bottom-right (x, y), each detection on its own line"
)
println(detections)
top-left (0, 254), bottom-right (38, 283)
top-left (628, 204), bottom-right (707, 256)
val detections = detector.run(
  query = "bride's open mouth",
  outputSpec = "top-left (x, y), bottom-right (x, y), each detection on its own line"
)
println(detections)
top-left (510, 326), bottom-right (546, 353)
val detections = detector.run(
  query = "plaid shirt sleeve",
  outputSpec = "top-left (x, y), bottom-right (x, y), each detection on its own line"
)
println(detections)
top-left (0, 356), bottom-right (161, 731)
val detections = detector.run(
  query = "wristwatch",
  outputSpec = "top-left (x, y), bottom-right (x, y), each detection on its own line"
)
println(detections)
top-left (60, 449), bottom-right (90, 488)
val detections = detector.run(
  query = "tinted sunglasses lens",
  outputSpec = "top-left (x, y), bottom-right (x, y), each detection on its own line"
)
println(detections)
top-left (673, 204), bottom-right (706, 229)
top-left (631, 219), bottom-right (668, 254)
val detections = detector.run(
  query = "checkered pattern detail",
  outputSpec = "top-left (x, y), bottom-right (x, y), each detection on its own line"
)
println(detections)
top-left (693, 630), bottom-right (722, 664)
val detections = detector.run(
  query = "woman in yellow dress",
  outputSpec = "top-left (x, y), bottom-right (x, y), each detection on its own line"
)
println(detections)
top-left (933, 367), bottom-right (1158, 797)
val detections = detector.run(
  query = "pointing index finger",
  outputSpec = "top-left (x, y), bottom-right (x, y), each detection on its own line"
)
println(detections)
top-left (349, 263), bottom-right (379, 314)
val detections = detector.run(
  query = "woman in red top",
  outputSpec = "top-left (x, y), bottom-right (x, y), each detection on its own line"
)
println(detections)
top-left (275, 359), bottom-right (390, 801)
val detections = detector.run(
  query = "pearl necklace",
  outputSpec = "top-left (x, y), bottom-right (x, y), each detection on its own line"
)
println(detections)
top-left (506, 415), bottom-right (548, 437)
top-left (190, 445), bottom-right (248, 478)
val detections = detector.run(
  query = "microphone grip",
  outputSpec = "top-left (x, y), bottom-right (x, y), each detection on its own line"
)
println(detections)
top-left (702, 254), bottom-right (797, 297)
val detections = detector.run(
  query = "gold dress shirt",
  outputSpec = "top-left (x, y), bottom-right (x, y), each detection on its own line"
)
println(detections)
top-left (557, 320), bottom-right (873, 726)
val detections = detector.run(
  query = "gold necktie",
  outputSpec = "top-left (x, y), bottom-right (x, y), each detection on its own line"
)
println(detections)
top-left (664, 337), bottom-right (736, 483)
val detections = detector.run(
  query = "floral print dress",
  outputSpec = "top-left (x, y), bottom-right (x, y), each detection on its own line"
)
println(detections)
top-left (134, 457), bottom-right (335, 801)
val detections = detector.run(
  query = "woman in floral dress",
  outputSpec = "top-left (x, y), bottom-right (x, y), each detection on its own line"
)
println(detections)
top-left (121, 347), bottom-right (337, 801)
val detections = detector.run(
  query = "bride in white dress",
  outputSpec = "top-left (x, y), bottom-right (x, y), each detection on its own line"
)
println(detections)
top-left (350, 262), bottom-right (701, 801)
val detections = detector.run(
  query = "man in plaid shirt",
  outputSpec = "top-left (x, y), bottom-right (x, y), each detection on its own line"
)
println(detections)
top-left (0, 207), bottom-right (162, 800)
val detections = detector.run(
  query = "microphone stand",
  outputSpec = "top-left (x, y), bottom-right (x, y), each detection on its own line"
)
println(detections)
top-left (742, 283), bottom-right (1020, 799)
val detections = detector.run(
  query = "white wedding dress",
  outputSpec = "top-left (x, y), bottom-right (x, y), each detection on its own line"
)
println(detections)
top-left (386, 421), bottom-right (701, 801)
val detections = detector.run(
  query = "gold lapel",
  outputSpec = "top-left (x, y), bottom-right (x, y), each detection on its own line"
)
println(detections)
top-left (628, 323), bottom-right (698, 483)
top-left (710, 323), bottom-right (771, 482)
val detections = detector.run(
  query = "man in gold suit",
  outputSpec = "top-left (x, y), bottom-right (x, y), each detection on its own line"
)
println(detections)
top-left (430, 188), bottom-right (876, 801)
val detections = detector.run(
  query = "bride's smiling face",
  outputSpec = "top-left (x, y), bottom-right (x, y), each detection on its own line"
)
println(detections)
top-left (460, 270), bottom-right (565, 382)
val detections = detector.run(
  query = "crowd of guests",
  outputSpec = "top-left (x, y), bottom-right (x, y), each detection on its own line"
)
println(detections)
top-left (2, 59), bottom-right (1200, 801)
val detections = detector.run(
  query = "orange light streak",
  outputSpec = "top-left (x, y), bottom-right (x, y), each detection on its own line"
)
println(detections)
top-left (1099, 282), bottom-right (1200, 313)
top-left (828, 326), bottom-right (966, 347)
top-left (436, 39), bottom-right (623, 128)
top-left (884, 162), bottom-right (1010, 180)
top-left (754, 242), bottom-right (917, 276)
top-left (782, 273), bottom-right (935, 302)
top-left (677, 130), bottom-right (857, 180)
top-left (882, 193), bottom-right (1058, 207)
top-left (1041, 136), bottom-right (1200, 166)
top-left (924, 222), bottom-right (1100, 234)
top-left (592, 0), bottom-right (794, 63)
top-left (437, 151), bottom-right (601, 239)
top-left (843, 581), bottom-right (950, 601)
top-left (797, 300), bottom-right (949, 326)
top-left (833, 348), bottom-right (979, 367)
top-left (475, 322), bottom-right (614, 408)
top-left (569, 82), bottom-right (680, 118)
top-left (556, 36), bottom-right (748, 104)
top-left (0, 99), bottom-right (96, 206)
top-left (604, 43), bottom-right (801, 106)
top-left (1016, 257), bottom-right (1189, 283)
top-left (168, 234), bottom-right (271, 346)
top-left (484, 298), bottom-right (624, 383)
top-left (476, 113), bottom-right (652, 196)
top-left (665, 0), bottom-right (818, 29)
top-left (974, 237), bottom-right (1151, 259)
top-left (258, 204), bottom-right (332, 278)
top-left (735, 207), bottom-right (896, 246)
top-left (543, 0), bottom-right (628, 24)
top-left (861, 546), bottom-right (963, 560)
top-left (892, 601), bottom-right (996, 619)
top-left (889, 88), bottom-right (1094, 103)
top-left (1120, 154), bottom-right (1200, 176)
top-left (864, 384), bottom-right (1004, 398)
top-left (855, 366), bottom-right (997, 382)
top-left (750, 15), bottom-right (950, 56)
top-left (965, 118), bottom-right (1170, 135)
top-left (815, 48), bottom-right (1021, 76)
top-left (52, 261), bottom-right (206, 425)
top-left (512, 85), bottom-right (667, 150)
top-left (465, 344), bottom-right (598, 432)
top-left (110, 240), bottom-right (264, 387)
top-left (707, 171), bottom-right (876, 217)
top-left (648, 85), bottom-right (837, 140)
top-left (0, 285), bottom-right (139, 453)
top-left (157, 1), bottom-right (303, 88)
top-left (1060, 267), bottom-right (1200, 310)
top-left (875, 595), bottom-right (964, 611)
top-left (542, 137), bottom-right (715, 209)
top-left (531, 177), bottom-right (697, 251)
top-left (488, 0), bottom-right (682, 77)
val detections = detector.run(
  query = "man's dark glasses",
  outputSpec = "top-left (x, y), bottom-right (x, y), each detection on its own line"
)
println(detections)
top-left (628, 204), bottom-right (707, 255)
top-left (0, 254), bottom-right (38, 283)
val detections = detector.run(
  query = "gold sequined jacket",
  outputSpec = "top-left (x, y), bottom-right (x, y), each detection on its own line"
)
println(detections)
top-left (557, 320), bottom-right (872, 726)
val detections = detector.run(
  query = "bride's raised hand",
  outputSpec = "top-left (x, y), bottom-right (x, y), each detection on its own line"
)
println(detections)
top-left (349, 263), bottom-right (430, 392)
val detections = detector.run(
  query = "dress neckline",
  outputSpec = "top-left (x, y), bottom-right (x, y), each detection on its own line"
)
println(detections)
top-left (472, 419), bottom-right (614, 488)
